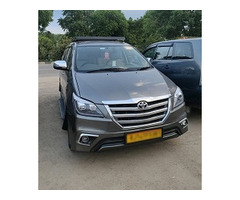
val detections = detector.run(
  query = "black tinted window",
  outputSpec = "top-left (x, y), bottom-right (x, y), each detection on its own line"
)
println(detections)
top-left (143, 47), bottom-right (156, 59)
top-left (62, 48), bottom-right (69, 60)
top-left (173, 42), bottom-right (193, 59)
top-left (66, 47), bottom-right (73, 68)
top-left (154, 46), bottom-right (173, 59)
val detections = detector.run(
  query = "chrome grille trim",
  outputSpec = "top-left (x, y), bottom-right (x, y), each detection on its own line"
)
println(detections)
top-left (117, 114), bottom-right (166, 124)
top-left (109, 101), bottom-right (168, 112)
top-left (102, 94), bottom-right (171, 105)
top-left (105, 96), bottom-right (171, 129)
top-left (113, 107), bottom-right (168, 118)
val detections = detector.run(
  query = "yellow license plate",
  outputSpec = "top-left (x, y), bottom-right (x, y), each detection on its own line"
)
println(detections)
top-left (126, 129), bottom-right (162, 144)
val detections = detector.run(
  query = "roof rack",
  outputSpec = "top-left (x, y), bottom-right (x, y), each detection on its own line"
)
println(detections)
top-left (72, 36), bottom-right (125, 42)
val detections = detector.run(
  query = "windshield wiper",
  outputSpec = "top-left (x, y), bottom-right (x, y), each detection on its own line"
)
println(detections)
top-left (162, 56), bottom-right (173, 59)
top-left (172, 55), bottom-right (192, 59)
top-left (137, 66), bottom-right (152, 71)
top-left (86, 67), bottom-right (128, 73)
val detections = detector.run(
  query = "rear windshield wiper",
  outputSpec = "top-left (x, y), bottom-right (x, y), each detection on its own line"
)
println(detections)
top-left (86, 67), bottom-right (128, 73)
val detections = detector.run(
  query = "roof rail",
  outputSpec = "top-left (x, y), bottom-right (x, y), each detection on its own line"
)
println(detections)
top-left (72, 36), bottom-right (125, 42)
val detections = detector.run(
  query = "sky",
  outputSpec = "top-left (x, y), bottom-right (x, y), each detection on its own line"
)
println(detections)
top-left (46, 10), bottom-right (147, 34)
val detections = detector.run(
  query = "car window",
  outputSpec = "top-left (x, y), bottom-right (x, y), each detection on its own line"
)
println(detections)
top-left (66, 46), bottom-right (73, 68)
top-left (75, 45), bottom-right (150, 72)
top-left (191, 39), bottom-right (201, 67)
top-left (143, 47), bottom-right (156, 59)
top-left (172, 42), bottom-right (193, 59)
top-left (62, 48), bottom-right (69, 61)
top-left (154, 46), bottom-right (173, 60)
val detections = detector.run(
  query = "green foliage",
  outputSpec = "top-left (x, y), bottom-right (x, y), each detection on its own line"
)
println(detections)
top-left (38, 32), bottom-right (71, 61)
top-left (58, 10), bottom-right (94, 37)
top-left (58, 10), bottom-right (128, 38)
top-left (38, 10), bottom-right (202, 61)
top-left (53, 34), bottom-right (72, 60)
top-left (38, 32), bottom-right (54, 61)
top-left (125, 17), bottom-right (145, 51)
top-left (38, 10), bottom-right (53, 32)
top-left (142, 10), bottom-right (202, 48)
top-left (91, 10), bottom-right (128, 36)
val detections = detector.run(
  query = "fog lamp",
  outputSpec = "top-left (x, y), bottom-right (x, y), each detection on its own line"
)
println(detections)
top-left (179, 118), bottom-right (188, 128)
top-left (78, 134), bottom-right (99, 146)
top-left (81, 136), bottom-right (90, 143)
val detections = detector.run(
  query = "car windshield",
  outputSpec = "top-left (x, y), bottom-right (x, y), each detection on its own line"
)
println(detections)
top-left (75, 45), bottom-right (151, 73)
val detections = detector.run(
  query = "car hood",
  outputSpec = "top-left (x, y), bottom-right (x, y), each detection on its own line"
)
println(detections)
top-left (75, 68), bottom-right (171, 104)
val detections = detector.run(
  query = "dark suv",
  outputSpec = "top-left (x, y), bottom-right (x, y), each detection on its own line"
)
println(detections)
top-left (53, 36), bottom-right (188, 152)
top-left (143, 38), bottom-right (202, 109)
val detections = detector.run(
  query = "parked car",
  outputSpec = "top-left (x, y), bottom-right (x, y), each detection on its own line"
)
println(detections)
top-left (143, 38), bottom-right (202, 109)
top-left (53, 36), bottom-right (188, 152)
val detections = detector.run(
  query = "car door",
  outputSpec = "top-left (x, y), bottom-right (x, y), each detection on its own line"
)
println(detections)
top-left (148, 42), bottom-right (200, 90)
top-left (149, 43), bottom-right (174, 76)
top-left (143, 44), bottom-right (173, 74)
top-left (168, 42), bottom-right (200, 90)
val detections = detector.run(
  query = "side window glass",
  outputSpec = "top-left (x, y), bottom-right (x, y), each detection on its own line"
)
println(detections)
top-left (154, 46), bottom-right (172, 60)
top-left (62, 48), bottom-right (69, 61)
top-left (66, 47), bottom-right (73, 68)
top-left (143, 47), bottom-right (156, 59)
top-left (125, 47), bottom-right (145, 66)
top-left (173, 42), bottom-right (193, 58)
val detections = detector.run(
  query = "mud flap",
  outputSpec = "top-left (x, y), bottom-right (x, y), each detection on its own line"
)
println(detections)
top-left (59, 94), bottom-right (68, 130)
top-left (59, 97), bottom-right (65, 120)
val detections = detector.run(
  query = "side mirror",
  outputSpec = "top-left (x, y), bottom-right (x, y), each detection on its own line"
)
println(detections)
top-left (146, 57), bottom-right (153, 63)
top-left (53, 60), bottom-right (68, 70)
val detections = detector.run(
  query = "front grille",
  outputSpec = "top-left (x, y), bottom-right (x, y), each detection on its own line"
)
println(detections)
top-left (108, 98), bottom-right (169, 128)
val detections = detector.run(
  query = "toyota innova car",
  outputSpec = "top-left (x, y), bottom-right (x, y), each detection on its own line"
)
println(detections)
top-left (53, 36), bottom-right (188, 152)
top-left (143, 38), bottom-right (202, 109)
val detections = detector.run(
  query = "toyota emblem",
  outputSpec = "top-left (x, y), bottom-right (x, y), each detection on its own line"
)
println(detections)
top-left (137, 101), bottom-right (148, 109)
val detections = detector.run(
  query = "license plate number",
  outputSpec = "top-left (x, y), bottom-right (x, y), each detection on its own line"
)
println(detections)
top-left (126, 129), bottom-right (162, 144)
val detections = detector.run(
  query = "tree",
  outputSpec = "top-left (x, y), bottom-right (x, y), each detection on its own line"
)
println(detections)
top-left (58, 10), bottom-right (128, 38)
top-left (91, 10), bottom-right (128, 36)
top-left (125, 17), bottom-right (144, 51)
top-left (38, 10), bottom-right (53, 32)
top-left (142, 10), bottom-right (202, 47)
top-left (58, 10), bottom-right (94, 37)
top-left (185, 10), bottom-right (202, 37)
top-left (38, 32), bottom-right (71, 61)
top-left (38, 10), bottom-right (202, 61)
top-left (53, 34), bottom-right (71, 60)
top-left (38, 32), bottom-right (55, 61)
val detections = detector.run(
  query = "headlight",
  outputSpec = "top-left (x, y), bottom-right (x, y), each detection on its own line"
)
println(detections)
top-left (73, 93), bottom-right (104, 117)
top-left (173, 87), bottom-right (184, 108)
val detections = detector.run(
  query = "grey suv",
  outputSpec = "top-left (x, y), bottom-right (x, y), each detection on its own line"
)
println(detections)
top-left (53, 36), bottom-right (188, 152)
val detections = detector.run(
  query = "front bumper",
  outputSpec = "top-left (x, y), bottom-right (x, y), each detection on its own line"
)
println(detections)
top-left (69, 104), bottom-right (188, 152)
